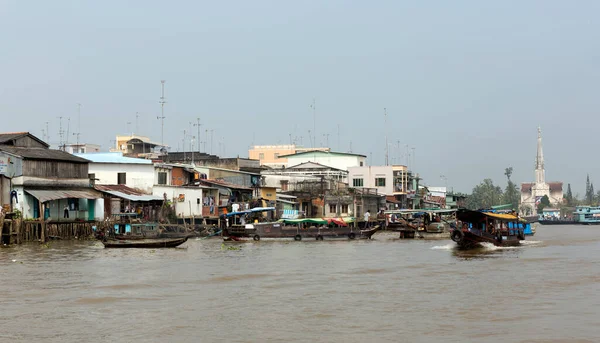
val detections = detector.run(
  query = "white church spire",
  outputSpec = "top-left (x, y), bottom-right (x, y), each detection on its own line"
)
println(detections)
top-left (535, 127), bottom-right (545, 184)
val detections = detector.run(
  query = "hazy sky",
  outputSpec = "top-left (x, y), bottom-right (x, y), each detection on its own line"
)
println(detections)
top-left (2, 1), bottom-right (599, 195)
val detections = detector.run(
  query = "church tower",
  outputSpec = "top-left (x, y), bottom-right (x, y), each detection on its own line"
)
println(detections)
top-left (535, 127), bottom-right (545, 185)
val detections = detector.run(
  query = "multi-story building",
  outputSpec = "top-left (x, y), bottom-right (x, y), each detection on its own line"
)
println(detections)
top-left (249, 145), bottom-right (330, 167)
top-left (347, 164), bottom-right (418, 208)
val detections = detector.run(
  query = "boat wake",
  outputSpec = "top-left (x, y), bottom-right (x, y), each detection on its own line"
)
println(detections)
top-left (430, 243), bottom-right (455, 250)
top-left (519, 240), bottom-right (543, 246)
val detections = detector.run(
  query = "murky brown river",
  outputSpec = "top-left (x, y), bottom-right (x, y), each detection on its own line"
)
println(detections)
top-left (1, 225), bottom-right (599, 343)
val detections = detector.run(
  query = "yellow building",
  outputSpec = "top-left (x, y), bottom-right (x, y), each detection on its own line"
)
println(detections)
top-left (248, 145), bottom-right (330, 167)
top-left (110, 134), bottom-right (163, 157)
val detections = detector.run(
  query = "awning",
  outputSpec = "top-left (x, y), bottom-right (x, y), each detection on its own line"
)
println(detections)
top-left (99, 189), bottom-right (163, 202)
top-left (25, 188), bottom-right (103, 203)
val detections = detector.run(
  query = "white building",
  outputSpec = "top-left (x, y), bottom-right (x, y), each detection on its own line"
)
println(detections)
top-left (153, 185), bottom-right (208, 219)
top-left (520, 128), bottom-right (563, 216)
top-left (348, 166), bottom-right (394, 195)
top-left (63, 143), bottom-right (101, 154)
top-left (75, 152), bottom-right (155, 194)
top-left (279, 151), bottom-right (366, 171)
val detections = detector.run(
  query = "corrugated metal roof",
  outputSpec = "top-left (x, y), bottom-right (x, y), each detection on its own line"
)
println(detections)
top-left (0, 146), bottom-right (89, 163)
top-left (74, 152), bottom-right (152, 164)
top-left (100, 189), bottom-right (163, 202)
top-left (25, 188), bottom-right (102, 202)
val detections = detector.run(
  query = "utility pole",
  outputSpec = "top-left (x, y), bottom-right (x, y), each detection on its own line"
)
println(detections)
top-left (157, 80), bottom-right (166, 147)
top-left (194, 117), bottom-right (201, 153)
top-left (384, 108), bottom-right (389, 166)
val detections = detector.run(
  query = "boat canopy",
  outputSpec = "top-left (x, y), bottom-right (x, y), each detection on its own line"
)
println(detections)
top-left (457, 209), bottom-right (518, 222)
top-left (221, 207), bottom-right (276, 218)
top-left (384, 209), bottom-right (457, 215)
top-left (278, 217), bottom-right (355, 226)
top-left (279, 218), bottom-right (328, 225)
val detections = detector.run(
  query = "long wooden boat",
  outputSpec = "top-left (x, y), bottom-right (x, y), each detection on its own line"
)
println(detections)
top-left (385, 209), bottom-right (457, 239)
top-left (451, 209), bottom-right (524, 249)
top-left (102, 237), bottom-right (188, 248)
top-left (221, 208), bottom-right (379, 241)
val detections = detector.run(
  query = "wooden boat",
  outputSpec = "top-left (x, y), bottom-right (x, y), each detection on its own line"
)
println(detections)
top-left (451, 209), bottom-right (524, 249)
top-left (102, 237), bottom-right (188, 248)
top-left (221, 208), bottom-right (379, 241)
top-left (385, 209), bottom-right (457, 239)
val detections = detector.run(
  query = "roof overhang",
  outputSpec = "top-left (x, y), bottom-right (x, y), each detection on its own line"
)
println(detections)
top-left (25, 188), bottom-right (103, 203)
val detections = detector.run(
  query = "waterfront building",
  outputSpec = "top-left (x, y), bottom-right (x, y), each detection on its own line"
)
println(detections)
top-left (75, 152), bottom-right (155, 194)
top-left (520, 128), bottom-right (563, 216)
top-left (0, 132), bottom-right (103, 221)
top-left (279, 150), bottom-right (366, 171)
top-left (63, 143), bottom-right (101, 154)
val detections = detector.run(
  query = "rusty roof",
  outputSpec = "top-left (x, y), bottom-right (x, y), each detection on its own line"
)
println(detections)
top-left (0, 146), bottom-right (89, 163)
top-left (0, 132), bottom-right (50, 148)
top-left (199, 179), bottom-right (253, 191)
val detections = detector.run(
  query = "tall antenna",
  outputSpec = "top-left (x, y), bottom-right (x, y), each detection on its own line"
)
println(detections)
top-left (135, 112), bottom-right (140, 134)
top-left (194, 117), bottom-right (201, 153)
top-left (310, 98), bottom-right (316, 148)
top-left (57, 116), bottom-right (64, 150)
top-left (77, 103), bottom-right (82, 138)
top-left (384, 108), bottom-right (389, 166)
top-left (210, 129), bottom-right (214, 155)
top-left (45, 122), bottom-right (50, 144)
top-left (127, 122), bottom-right (132, 135)
top-left (157, 80), bottom-right (166, 147)
top-left (66, 118), bottom-right (71, 146)
top-left (182, 129), bottom-right (187, 161)
top-left (73, 132), bottom-right (80, 151)
top-left (337, 124), bottom-right (340, 151)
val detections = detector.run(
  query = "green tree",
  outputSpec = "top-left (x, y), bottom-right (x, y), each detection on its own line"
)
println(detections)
top-left (503, 167), bottom-right (520, 210)
top-left (565, 183), bottom-right (573, 206)
top-left (466, 179), bottom-right (504, 210)
top-left (537, 194), bottom-right (551, 213)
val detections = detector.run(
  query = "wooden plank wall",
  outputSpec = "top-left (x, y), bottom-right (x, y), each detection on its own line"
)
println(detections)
top-left (23, 160), bottom-right (88, 178)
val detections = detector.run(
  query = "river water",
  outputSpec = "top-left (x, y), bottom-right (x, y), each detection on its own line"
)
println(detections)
top-left (1, 225), bottom-right (599, 343)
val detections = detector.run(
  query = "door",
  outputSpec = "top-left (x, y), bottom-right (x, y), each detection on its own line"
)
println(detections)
top-left (88, 199), bottom-right (95, 221)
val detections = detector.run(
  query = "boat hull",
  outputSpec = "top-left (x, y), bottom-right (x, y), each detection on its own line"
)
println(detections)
top-left (451, 229), bottom-right (521, 249)
top-left (102, 237), bottom-right (188, 248)
top-left (223, 224), bottom-right (380, 242)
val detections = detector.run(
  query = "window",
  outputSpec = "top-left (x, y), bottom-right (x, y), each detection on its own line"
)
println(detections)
top-left (352, 178), bottom-right (364, 187)
top-left (281, 180), bottom-right (289, 191)
top-left (341, 204), bottom-right (349, 213)
top-left (375, 178), bottom-right (386, 187)
top-left (117, 172), bottom-right (126, 185)
top-left (158, 172), bottom-right (168, 185)
top-left (360, 162), bottom-right (364, 166)
top-left (329, 204), bottom-right (337, 213)
top-left (259, 153), bottom-right (265, 160)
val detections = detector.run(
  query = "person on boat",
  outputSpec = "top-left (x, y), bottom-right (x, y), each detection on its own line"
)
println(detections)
top-left (364, 210), bottom-right (371, 228)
